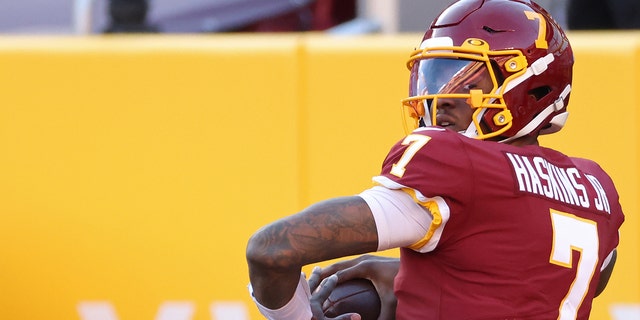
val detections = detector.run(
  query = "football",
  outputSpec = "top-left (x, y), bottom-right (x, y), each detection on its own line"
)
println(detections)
top-left (322, 278), bottom-right (381, 320)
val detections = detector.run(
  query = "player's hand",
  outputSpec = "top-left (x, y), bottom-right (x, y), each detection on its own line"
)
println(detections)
top-left (310, 274), bottom-right (361, 320)
top-left (310, 255), bottom-right (399, 320)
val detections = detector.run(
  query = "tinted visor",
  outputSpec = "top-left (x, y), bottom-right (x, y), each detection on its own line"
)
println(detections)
top-left (409, 58), bottom-right (493, 97)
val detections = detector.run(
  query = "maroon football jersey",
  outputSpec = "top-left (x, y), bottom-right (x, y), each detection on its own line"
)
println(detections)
top-left (374, 127), bottom-right (624, 320)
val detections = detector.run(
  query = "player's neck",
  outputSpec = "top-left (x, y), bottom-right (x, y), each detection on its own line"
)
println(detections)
top-left (507, 135), bottom-right (539, 147)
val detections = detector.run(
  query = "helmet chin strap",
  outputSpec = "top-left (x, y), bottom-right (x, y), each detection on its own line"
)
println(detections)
top-left (462, 108), bottom-right (486, 139)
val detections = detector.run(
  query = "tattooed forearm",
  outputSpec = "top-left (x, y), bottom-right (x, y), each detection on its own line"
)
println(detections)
top-left (246, 195), bottom-right (379, 308)
top-left (249, 196), bottom-right (378, 269)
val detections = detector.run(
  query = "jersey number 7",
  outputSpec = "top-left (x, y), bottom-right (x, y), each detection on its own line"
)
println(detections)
top-left (550, 210), bottom-right (599, 320)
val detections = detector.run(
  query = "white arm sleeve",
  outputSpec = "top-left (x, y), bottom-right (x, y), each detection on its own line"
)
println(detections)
top-left (359, 185), bottom-right (433, 251)
top-left (248, 273), bottom-right (312, 320)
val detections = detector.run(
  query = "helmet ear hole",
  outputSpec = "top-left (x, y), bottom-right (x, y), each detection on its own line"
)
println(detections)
top-left (528, 86), bottom-right (552, 101)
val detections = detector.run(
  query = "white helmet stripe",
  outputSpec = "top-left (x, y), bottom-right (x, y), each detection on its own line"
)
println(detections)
top-left (503, 53), bottom-right (555, 94)
top-left (419, 37), bottom-right (454, 50)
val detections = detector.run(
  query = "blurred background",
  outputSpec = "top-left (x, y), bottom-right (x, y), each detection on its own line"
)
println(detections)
top-left (0, 1), bottom-right (639, 320)
top-left (5, 0), bottom-right (640, 36)
top-left (4, 0), bottom-right (638, 35)
top-left (0, 0), bottom-right (575, 35)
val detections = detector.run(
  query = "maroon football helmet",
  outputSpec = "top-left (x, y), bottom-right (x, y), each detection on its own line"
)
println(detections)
top-left (402, 0), bottom-right (573, 141)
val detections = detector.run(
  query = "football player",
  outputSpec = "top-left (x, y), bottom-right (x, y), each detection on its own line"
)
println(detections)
top-left (246, 0), bottom-right (625, 319)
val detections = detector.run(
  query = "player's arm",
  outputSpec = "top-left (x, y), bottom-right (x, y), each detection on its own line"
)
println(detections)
top-left (595, 248), bottom-right (617, 297)
top-left (246, 196), bottom-right (379, 315)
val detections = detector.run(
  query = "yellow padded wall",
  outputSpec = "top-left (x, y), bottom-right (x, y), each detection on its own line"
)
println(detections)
top-left (0, 35), bottom-right (301, 320)
top-left (299, 34), bottom-right (417, 205)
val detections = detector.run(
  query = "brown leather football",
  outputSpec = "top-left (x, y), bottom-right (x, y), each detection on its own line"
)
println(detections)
top-left (322, 278), bottom-right (381, 320)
